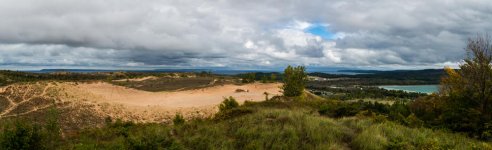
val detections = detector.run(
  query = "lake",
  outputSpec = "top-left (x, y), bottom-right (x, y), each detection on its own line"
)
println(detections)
top-left (379, 85), bottom-right (439, 94)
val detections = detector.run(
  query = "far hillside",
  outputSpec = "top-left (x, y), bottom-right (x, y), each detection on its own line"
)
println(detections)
top-left (0, 70), bottom-right (238, 91)
top-left (308, 69), bottom-right (445, 86)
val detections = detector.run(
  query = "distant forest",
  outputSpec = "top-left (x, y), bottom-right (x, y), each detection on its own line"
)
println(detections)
top-left (0, 70), bottom-right (214, 86)
top-left (0, 69), bottom-right (445, 86)
top-left (308, 69), bottom-right (446, 85)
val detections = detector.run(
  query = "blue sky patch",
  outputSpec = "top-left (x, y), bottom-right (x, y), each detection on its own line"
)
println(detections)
top-left (306, 24), bottom-right (334, 40)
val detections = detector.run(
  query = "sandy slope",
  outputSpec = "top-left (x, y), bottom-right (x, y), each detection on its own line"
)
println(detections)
top-left (112, 76), bottom-right (158, 82)
top-left (74, 82), bottom-right (281, 107)
top-left (0, 81), bottom-right (282, 124)
top-left (61, 82), bottom-right (283, 122)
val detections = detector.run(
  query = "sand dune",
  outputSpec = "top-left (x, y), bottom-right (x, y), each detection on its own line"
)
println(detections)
top-left (0, 81), bottom-right (282, 124)
top-left (60, 82), bottom-right (283, 123)
top-left (72, 82), bottom-right (282, 107)
top-left (112, 76), bottom-right (158, 82)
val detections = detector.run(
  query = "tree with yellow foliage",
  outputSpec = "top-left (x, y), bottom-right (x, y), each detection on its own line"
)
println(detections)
top-left (440, 34), bottom-right (492, 138)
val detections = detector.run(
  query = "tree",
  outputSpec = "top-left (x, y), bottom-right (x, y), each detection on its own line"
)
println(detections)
top-left (241, 73), bottom-right (256, 83)
top-left (440, 34), bottom-right (492, 138)
top-left (270, 74), bottom-right (277, 82)
top-left (282, 65), bottom-right (307, 97)
top-left (261, 75), bottom-right (268, 83)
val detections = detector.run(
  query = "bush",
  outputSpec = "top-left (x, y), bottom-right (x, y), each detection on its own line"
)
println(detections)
top-left (126, 126), bottom-right (183, 150)
top-left (72, 122), bottom-right (183, 150)
top-left (406, 113), bottom-right (424, 128)
top-left (173, 114), bottom-right (185, 125)
top-left (219, 96), bottom-right (239, 112)
top-left (4, 99), bottom-right (488, 149)
top-left (0, 107), bottom-right (61, 150)
top-left (0, 120), bottom-right (44, 150)
top-left (214, 107), bottom-right (254, 120)
top-left (348, 119), bottom-right (491, 150)
top-left (179, 109), bottom-right (352, 150)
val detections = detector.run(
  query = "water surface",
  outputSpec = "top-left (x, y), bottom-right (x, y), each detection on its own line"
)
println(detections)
top-left (379, 85), bottom-right (439, 94)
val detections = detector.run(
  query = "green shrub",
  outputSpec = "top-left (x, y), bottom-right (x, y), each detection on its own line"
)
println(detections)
top-left (126, 126), bottom-right (183, 150)
top-left (219, 96), bottom-right (239, 112)
top-left (348, 119), bottom-right (492, 150)
top-left (0, 106), bottom-right (62, 150)
top-left (214, 107), bottom-right (254, 120)
top-left (104, 116), bottom-right (113, 125)
top-left (406, 113), bottom-right (424, 128)
top-left (43, 106), bottom-right (61, 149)
top-left (173, 113), bottom-right (185, 125)
top-left (180, 109), bottom-right (353, 150)
top-left (0, 120), bottom-right (44, 150)
top-left (70, 122), bottom-right (184, 150)
top-left (2, 96), bottom-right (491, 149)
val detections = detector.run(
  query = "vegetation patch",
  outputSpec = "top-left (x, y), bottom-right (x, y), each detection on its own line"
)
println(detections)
top-left (0, 94), bottom-right (491, 149)
top-left (111, 76), bottom-right (238, 92)
top-left (0, 97), bottom-right (10, 112)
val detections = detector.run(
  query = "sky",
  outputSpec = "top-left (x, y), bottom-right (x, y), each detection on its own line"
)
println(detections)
top-left (0, 0), bottom-right (491, 70)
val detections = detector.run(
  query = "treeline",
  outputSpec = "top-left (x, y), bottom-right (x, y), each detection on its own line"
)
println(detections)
top-left (0, 70), bottom-right (216, 86)
top-left (308, 86), bottom-right (426, 100)
top-left (308, 78), bottom-right (435, 86)
top-left (309, 69), bottom-right (445, 85)
top-left (0, 70), bottom-right (110, 86)
top-left (236, 72), bottom-right (280, 83)
top-left (235, 69), bottom-right (444, 85)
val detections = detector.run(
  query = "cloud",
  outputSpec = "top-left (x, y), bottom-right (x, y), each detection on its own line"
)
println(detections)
top-left (0, 0), bottom-right (490, 69)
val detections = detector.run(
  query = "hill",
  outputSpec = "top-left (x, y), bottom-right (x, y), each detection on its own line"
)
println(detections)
top-left (308, 69), bottom-right (445, 86)
top-left (1, 96), bottom-right (490, 149)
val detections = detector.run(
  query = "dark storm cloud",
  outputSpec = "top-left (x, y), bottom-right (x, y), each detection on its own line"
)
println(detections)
top-left (0, 0), bottom-right (490, 69)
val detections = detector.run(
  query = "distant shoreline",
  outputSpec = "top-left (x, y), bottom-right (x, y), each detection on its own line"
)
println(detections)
top-left (378, 85), bottom-right (439, 94)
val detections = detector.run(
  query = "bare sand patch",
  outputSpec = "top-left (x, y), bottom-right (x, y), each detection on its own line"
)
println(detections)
top-left (75, 82), bottom-right (281, 107)
top-left (0, 81), bottom-right (282, 128)
top-left (112, 76), bottom-right (158, 82)
top-left (61, 82), bottom-right (282, 122)
top-left (0, 81), bottom-right (282, 123)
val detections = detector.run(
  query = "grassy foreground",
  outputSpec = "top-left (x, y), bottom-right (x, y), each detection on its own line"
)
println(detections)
top-left (2, 99), bottom-right (489, 150)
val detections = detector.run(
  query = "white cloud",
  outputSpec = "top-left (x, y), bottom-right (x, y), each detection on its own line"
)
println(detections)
top-left (0, 0), bottom-right (489, 69)
top-left (289, 20), bottom-right (312, 30)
